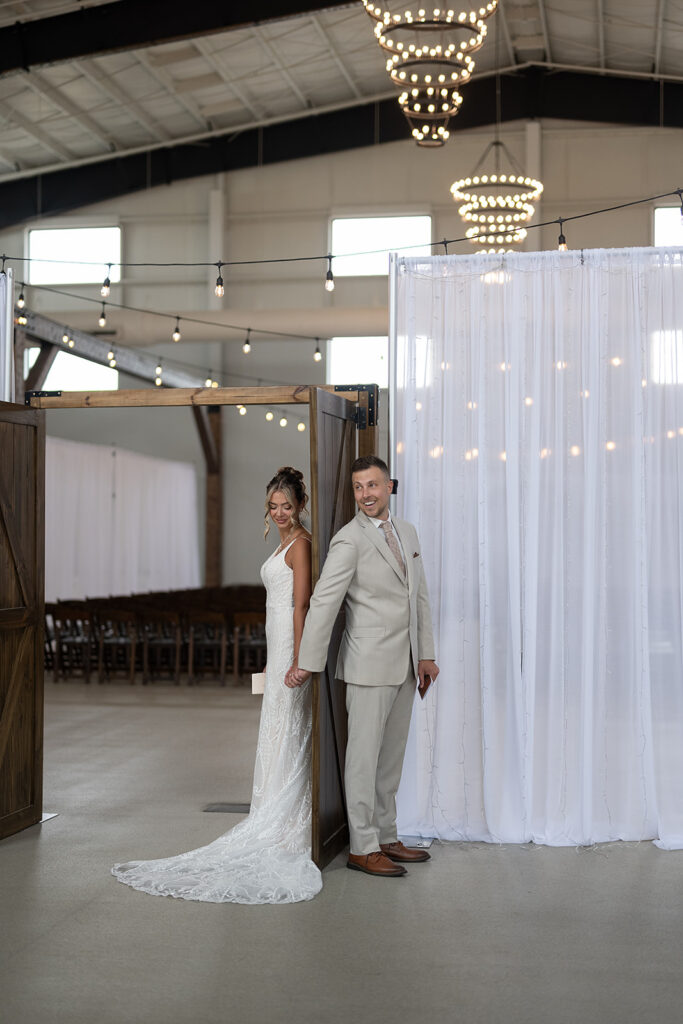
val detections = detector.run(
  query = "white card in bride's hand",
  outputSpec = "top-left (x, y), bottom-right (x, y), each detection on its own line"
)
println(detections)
top-left (251, 672), bottom-right (265, 695)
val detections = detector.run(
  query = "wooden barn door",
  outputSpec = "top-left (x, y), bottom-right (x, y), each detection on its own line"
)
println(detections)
top-left (309, 388), bottom-right (357, 868)
top-left (0, 403), bottom-right (45, 840)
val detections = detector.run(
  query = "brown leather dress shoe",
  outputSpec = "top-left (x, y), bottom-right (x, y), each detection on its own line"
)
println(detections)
top-left (347, 851), bottom-right (407, 877)
top-left (380, 841), bottom-right (431, 863)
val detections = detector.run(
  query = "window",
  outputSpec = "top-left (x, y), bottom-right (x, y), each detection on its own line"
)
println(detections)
top-left (327, 337), bottom-right (388, 389)
top-left (654, 207), bottom-right (683, 247)
top-left (25, 348), bottom-right (119, 391)
top-left (330, 216), bottom-right (431, 277)
top-left (28, 226), bottom-right (121, 285)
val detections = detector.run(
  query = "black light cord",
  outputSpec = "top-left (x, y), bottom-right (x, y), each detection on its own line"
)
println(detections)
top-left (2, 185), bottom-right (682, 273)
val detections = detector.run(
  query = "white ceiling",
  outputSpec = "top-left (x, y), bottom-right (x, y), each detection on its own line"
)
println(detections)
top-left (0, 1), bottom-right (682, 180)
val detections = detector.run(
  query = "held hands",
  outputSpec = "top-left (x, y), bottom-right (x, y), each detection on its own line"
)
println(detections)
top-left (417, 659), bottom-right (439, 700)
top-left (284, 664), bottom-right (312, 688)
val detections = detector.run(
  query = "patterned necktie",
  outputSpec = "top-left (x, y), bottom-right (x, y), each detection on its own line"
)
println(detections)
top-left (380, 521), bottom-right (406, 577)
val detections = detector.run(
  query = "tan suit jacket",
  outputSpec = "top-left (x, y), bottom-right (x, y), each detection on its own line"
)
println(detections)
top-left (297, 510), bottom-right (435, 686)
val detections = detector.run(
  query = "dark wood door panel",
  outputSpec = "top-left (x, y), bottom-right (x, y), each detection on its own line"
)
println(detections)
top-left (0, 404), bottom-right (45, 841)
top-left (309, 389), bottom-right (356, 869)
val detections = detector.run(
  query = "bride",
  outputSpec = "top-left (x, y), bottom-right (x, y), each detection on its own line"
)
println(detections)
top-left (112, 466), bottom-right (322, 904)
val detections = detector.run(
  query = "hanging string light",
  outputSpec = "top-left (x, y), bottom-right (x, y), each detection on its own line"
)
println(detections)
top-left (243, 329), bottom-right (251, 354)
top-left (101, 264), bottom-right (112, 298)
top-left (238, 404), bottom-right (247, 416)
top-left (108, 348), bottom-right (116, 367)
top-left (98, 303), bottom-right (107, 327)
top-left (297, 421), bottom-right (306, 432)
top-left (17, 285), bottom-right (25, 309)
top-left (154, 362), bottom-right (163, 386)
top-left (62, 329), bottom-right (70, 344)
top-left (16, 310), bottom-right (28, 326)
top-left (363, 2), bottom-right (498, 147)
top-left (557, 218), bottom-right (568, 251)
top-left (279, 415), bottom-right (288, 428)
top-left (214, 262), bottom-right (225, 298)
top-left (314, 340), bottom-right (322, 362)
top-left (172, 317), bottom-right (181, 343)
top-left (205, 375), bottom-right (213, 387)
top-left (325, 255), bottom-right (335, 292)
top-left (265, 409), bottom-right (274, 421)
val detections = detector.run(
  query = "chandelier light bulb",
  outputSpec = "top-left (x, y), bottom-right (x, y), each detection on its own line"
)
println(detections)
top-left (325, 255), bottom-right (335, 292)
top-left (172, 317), bottom-right (181, 343)
top-left (101, 264), bottom-right (112, 298)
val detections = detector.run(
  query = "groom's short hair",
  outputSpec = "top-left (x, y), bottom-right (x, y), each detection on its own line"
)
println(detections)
top-left (351, 455), bottom-right (390, 479)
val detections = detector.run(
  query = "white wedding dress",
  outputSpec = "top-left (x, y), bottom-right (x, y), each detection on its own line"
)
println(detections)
top-left (111, 538), bottom-right (322, 903)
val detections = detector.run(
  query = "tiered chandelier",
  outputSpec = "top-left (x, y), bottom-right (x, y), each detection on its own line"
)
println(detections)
top-left (362, 2), bottom-right (499, 147)
top-left (451, 141), bottom-right (544, 252)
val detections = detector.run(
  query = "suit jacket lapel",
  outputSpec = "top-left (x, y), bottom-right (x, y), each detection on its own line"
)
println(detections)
top-left (392, 517), bottom-right (414, 593)
top-left (355, 510), bottom-right (408, 586)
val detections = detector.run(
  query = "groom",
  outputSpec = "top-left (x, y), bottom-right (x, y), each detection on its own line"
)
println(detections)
top-left (286, 455), bottom-right (439, 877)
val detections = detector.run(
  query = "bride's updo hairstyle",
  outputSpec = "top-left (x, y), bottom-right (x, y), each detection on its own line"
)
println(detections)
top-left (264, 466), bottom-right (309, 539)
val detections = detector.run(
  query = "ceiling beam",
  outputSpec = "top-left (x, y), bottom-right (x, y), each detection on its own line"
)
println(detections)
top-left (192, 37), bottom-right (263, 121)
top-left (536, 0), bottom-right (552, 62)
top-left (134, 49), bottom-right (211, 132)
top-left (1, 65), bottom-right (682, 231)
top-left (654, 0), bottom-right (666, 75)
top-left (596, 0), bottom-right (606, 69)
top-left (497, 4), bottom-right (518, 66)
top-left (0, 1), bottom-right (355, 78)
top-left (77, 58), bottom-right (172, 143)
top-left (22, 69), bottom-right (118, 152)
top-left (250, 26), bottom-right (309, 109)
top-left (1, 103), bottom-right (75, 162)
top-left (310, 14), bottom-right (361, 99)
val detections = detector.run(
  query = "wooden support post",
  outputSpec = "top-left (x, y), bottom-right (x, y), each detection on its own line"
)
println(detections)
top-left (13, 329), bottom-right (28, 403)
top-left (25, 343), bottom-right (58, 393)
top-left (204, 406), bottom-right (222, 587)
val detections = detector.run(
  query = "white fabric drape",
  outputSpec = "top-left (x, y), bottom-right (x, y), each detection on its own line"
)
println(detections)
top-left (0, 269), bottom-right (15, 403)
top-left (392, 248), bottom-right (683, 849)
top-left (45, 437), bottom-right (201, 601)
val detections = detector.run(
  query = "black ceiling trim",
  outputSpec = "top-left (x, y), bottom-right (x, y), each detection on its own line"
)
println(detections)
top-left (0, 1), bottom-right (354, 76)
top-left (1, 67), bottom-right (681, 231)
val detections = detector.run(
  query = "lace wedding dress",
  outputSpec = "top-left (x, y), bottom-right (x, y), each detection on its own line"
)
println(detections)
top-left (112, 538), bottom-right (322, 903)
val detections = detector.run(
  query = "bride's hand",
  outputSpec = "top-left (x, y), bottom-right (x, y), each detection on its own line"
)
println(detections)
top-left (284, 663), bottom-right (298, 688)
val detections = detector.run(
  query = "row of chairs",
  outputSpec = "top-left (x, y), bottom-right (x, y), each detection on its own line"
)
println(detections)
top-left (44, 586), bottom-right (268, 686)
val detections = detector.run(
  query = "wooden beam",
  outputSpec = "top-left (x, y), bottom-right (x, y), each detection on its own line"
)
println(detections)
top-left (205, 407), bottom-right (222, 586)
top-left (27, 385), bottom-right (358, 410)
top-left (22, 310), bottom-right (205, 389)
top-left (191, 405), bottom-right (219, 474)
top-left (24, 343), bottom-right (58, 393)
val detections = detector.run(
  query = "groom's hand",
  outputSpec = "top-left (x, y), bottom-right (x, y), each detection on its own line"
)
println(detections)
top-left (285, 666), bottom-right (311, 688)
top-left (417, 659), bottom-right (439, 699)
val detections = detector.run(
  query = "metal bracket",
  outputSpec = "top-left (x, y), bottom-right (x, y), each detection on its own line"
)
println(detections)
top-left (334, 383), bottom-right (378, 428)
top-left (25, 390), bottom-right (62, 405)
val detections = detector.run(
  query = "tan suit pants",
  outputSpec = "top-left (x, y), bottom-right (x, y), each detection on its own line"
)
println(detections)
top-left (344, 659), bottom-right (416, 856)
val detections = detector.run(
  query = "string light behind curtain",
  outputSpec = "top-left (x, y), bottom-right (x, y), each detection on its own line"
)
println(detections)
top-left (392, 247), bottom-right (683, 849)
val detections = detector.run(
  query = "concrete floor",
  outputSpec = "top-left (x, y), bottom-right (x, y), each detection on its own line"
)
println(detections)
top-left (2, 684), bottom-right (683, 1024)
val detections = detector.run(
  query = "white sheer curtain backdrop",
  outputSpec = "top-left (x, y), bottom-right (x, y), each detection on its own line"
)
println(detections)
top-left (45, 437), bottom-right (201, 601)
top-left (392, 248), bottom-right (683, 850)
top-left (0, 268), bottom-right (15, 403)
